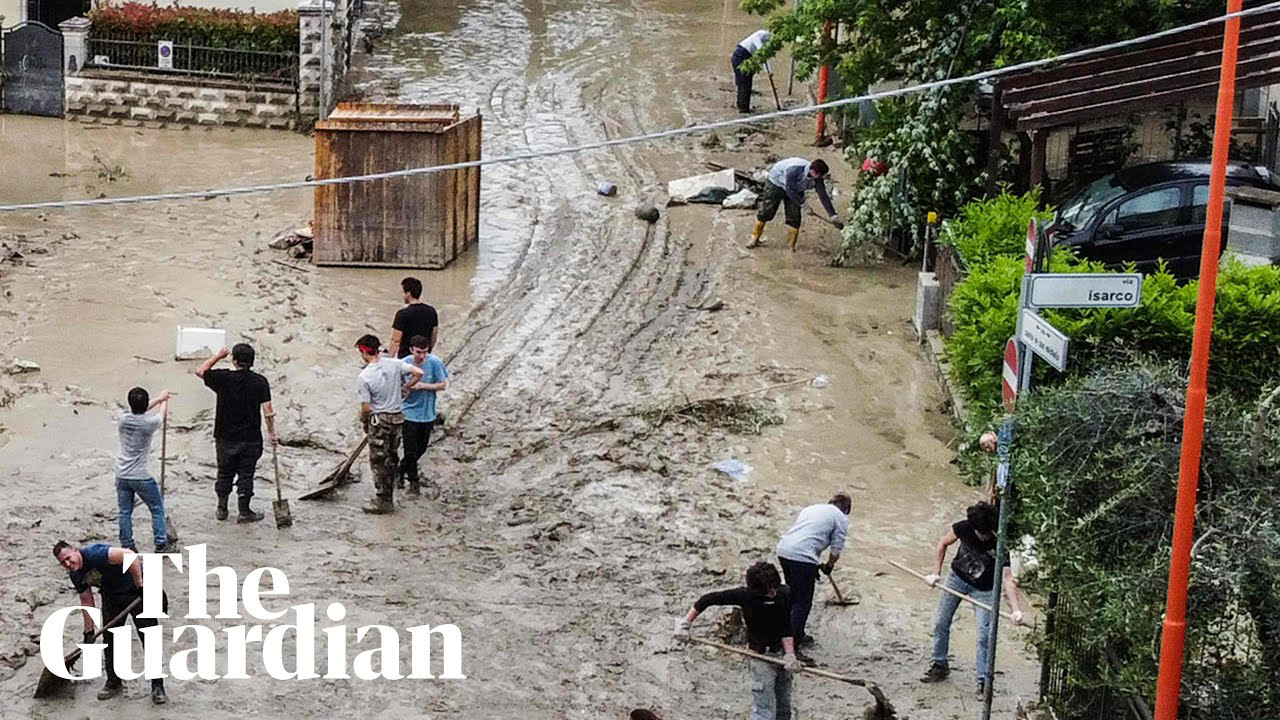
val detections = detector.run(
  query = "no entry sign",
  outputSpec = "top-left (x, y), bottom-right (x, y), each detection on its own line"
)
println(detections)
top-left (1002, 338), bottom-right (1018, 412)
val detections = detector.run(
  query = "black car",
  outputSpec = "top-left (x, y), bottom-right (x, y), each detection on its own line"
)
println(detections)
top-left (1047, 161), bottom-right (1280, 277)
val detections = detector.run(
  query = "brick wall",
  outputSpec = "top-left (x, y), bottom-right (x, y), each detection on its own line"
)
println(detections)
top-left (65, 71), bottom-right (298, 129)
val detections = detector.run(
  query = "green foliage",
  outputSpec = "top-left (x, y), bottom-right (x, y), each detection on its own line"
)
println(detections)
top-left (946, 256), bottom-right (1280, 421)
top-left (940, 188), bottom-right (1053, 266)
top-left (1015, 361), bottom-right (1280, 717)
top-left (90, 2), bottom-right (299, 52)
top-left (738, 0), bottom-right (1228, 264)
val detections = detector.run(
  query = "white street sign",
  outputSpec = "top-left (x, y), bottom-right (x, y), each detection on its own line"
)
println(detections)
top-left (1019, 309), bottom-right (1069, 371)
top-left (158, 40), bottom-right (174, 70)
top-left (1028, 273), bottom-right (1143, 308)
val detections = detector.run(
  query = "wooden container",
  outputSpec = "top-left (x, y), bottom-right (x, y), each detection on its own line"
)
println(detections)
top-left (313, 102), bottom-right (481, 268)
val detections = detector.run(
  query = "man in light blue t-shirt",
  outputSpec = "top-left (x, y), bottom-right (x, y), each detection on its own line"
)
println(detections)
top-left (775, 492), bottom-right (851, 664)
top-left (399, 334), bottom-right (448, 497)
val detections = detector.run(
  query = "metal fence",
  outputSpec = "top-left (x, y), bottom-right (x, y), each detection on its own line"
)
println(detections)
top-left (86, 33), bottom-right (298, 85)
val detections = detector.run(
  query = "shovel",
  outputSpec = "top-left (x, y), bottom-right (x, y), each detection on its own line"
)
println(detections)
top-left (766, 68), bottom-right (783, 111)
top-left (886, 559), bottom-right (1018, 622)
top-left (299, 436), bottom-right (368, 500)
top-left (271, 444), bottom-right (292, 528)
top-left (688, 636), bottom-right (895, 718)
top-left (824, 571), bottom-right (860, 606)
top-left (34, 596), bottom-right (142, 698)
top-left (160, 408), bottom-right (179, 545)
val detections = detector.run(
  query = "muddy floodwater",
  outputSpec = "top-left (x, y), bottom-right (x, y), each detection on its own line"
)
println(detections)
top-left (0, 1), bottom-right (1038, 718)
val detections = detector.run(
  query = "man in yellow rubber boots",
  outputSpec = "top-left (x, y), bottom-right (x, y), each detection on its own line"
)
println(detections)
top-left (748, 157), bottom-right (843, 251)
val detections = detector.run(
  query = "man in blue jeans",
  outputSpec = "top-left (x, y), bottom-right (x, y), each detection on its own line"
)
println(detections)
top-left (920, 502), bottom-right (999, 697)
top-left (775, 492), bottom-right (851, 665)
top-left (115, 387), bottom-right (171, 552)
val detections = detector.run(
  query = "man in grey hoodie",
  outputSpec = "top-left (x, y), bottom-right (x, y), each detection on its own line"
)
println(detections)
top-left (775, 492), bottom-right (851, 664)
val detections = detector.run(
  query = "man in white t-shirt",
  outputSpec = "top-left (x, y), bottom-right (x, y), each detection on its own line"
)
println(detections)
top-left (354, 333), bottom-right (423, 514)
top-left (732, 29), bottom-right (771, 113)
top-left (775, 491), bottom-right (851, 664)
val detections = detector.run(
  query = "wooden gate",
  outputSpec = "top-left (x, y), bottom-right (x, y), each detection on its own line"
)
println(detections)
top-left (1, 22), bottom-right (64, 118)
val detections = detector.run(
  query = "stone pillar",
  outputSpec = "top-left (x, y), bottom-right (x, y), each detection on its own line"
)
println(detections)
top-left (59, 16), bottom-right (92, 75)
top-left (297, 0), bottom-right (340, 123)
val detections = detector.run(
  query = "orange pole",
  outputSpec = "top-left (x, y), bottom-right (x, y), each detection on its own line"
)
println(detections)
top-left (1152, 1), bottom-right (1241, 717)
top-left (815, 21), bottom-right (832, 143)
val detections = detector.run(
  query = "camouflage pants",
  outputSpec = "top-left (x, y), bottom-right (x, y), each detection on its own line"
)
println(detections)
top-left (368, 413), bottom-right (403, 501)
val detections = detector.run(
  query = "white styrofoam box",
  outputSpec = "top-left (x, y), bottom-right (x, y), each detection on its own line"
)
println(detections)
top-left (175, 326), bottom-right (226, 360)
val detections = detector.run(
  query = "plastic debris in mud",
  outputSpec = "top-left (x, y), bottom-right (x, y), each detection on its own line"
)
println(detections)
top-left (712, 459), bottom-right (752, 481)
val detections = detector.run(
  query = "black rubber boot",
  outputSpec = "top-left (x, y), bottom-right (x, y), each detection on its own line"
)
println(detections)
top-left (216, 494), bottom-right (229, 521)
top-left (236, 495), bottom-right (264, 523)
top-left (97, 678), bottom-right (123, 700)
top-left (920, 662), bottom-right (950, 683)
top-left (151, 680), bottom-right (167, 705)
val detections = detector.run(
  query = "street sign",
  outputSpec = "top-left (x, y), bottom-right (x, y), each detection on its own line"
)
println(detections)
top-left (1020, 309), bottom-right (1069, 371)
top-left (1024, 218), bottom-right (1037, 273)
top-left (1029, 273), bottom-right (1143, 308)
top-left (157, 40), bottom-right (173, 70)
top-left (1002, 338), bottom-right (1018, 412)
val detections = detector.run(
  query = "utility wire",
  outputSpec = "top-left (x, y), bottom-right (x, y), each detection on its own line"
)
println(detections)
top-left (1, 2), bottom-right (1276, 214)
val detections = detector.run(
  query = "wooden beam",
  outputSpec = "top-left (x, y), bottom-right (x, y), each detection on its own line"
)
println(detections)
top-left (1003, 29), bottom-right (1280, 105)
top-left (1016, 67), bottom-right (1280, 130)
top-left (986, 85), bottom-right (1005, 195)
top-left (1029, 130), bottom-right (1048, 190)
top-left (999, 8), bottom-right (1280, 89)
top-left (1009, 52), bottom-right (1280, 119)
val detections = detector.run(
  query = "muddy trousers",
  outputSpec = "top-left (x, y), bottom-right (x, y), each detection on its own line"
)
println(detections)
top-left (757, 181), bottom-right (802, 229)
top-left (215, 439), bottom-right (263, 500)
top-left (731, 46), bottom-right (754, 112)
top-left (368, 413), bottom-right (403, 501)
top-left (399, 419), bottom-right (434, 485)
top-left (748, 657), bottom-right (793, 720)
top-left (116, 476), bottom-right (167, 550)
top-left (930, 571), bottom-right (993, 682)
top-left (101, 591), bottom-right (164, 690)
top-left (778, 557), bottom-right (819, 641)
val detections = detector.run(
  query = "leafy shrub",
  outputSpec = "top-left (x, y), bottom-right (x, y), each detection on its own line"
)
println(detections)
top-left (1015, 360), bottom-right (1280, 718)
top-left (944, 220), bottom-right (1280, 420)
top-left (940, 188), bottom-right (1053, 267)
top-left (90, 2), bottom-right (298, 52)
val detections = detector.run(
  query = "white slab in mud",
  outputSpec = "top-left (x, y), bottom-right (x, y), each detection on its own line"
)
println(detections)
top-left (175, 326), bottom-right (226, 360)
top-left (666, 169), bottom-right (735, 201)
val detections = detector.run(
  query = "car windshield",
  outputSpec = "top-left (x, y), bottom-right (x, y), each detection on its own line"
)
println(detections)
top-left (1058, 174), bottom-right (1128, 229)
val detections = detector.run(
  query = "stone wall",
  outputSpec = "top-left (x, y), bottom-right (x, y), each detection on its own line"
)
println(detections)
top-left (65, 72), bottom-right (298, 129)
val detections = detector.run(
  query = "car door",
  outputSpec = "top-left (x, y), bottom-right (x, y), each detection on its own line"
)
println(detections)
top-left (1088, 184), bottom-right (1184, 271)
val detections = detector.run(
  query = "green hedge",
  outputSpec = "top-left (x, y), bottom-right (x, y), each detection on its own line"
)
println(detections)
top-left (939, 188), bottom-right (1053, 267)
top-left (89, 2), bottom-right (299, 52)
top-left (942, 191), bottom-right (1280, 421)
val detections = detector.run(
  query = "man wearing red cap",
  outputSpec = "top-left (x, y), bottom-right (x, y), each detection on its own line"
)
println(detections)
top-left (354, 334), bottom-right (423, 514)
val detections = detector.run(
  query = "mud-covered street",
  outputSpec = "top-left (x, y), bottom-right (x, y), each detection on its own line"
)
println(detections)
top-left (0, 1), bottom-right (1037, 717)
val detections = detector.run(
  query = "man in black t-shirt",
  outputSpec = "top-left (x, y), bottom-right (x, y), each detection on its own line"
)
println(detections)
top-left (390, 277), bottom-right (439, 358)
top-left (673, 561), bottom-right (802, 720)
top-left (919, 502), bottom-right (1003, 697)
top-left (195, 343), bottom-right (276, 523)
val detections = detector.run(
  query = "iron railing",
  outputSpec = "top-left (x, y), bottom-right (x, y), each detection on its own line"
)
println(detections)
top-left (85, 33), bottom-right (298, 85)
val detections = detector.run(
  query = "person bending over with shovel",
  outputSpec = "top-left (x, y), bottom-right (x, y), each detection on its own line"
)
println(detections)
top-left (775, 491), bottom-right (851, 665)
top-left (53, 541), bottom-right (167, 705)
top-left (731, 29), bottom-right (770, 114)
top-left (748, 157), bottom-right (843, 251)
top-left (674, 561), bottom-right (803, 720)
top-left (114, 387), bottom-right (171, 552)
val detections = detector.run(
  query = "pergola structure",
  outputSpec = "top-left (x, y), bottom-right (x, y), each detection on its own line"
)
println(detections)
top-left (986, 1), bottom-right (1280, 191)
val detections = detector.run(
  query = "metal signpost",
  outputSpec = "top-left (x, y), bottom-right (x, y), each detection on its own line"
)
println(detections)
top-left (980, 221), bottom-right (1145, 719)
